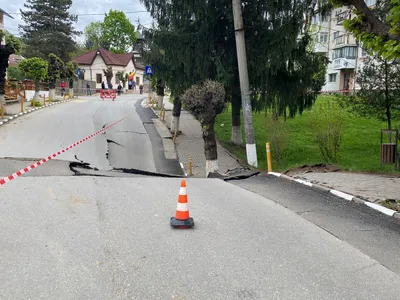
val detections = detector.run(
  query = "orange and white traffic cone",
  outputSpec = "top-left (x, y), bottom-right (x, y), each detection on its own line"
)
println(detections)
top-left (170, 180), bottom-right (194, 228)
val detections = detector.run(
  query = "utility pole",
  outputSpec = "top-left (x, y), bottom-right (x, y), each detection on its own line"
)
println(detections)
top-left (232, 0), bottom-right (258, 167)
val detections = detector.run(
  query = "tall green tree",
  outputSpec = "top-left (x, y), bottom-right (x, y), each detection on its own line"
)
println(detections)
top-left (84, 21), bottom-right (109, 50)
top-left (0, 31), bottom-right (22, 108)
top-left (141, 0), bottom-right (327, 139)
top-left (19, 0), bottom-right (79, 61)
top-left (102, 10), bottom-right (137, 53)
top-left (19, 57), bottom-right (48, 101)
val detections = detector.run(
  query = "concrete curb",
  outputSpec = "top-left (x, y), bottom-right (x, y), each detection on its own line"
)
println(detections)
top-left (0, 100), bottom-right (71, 128)
top-left (268, 172), bottom-right (400, 220)
top-left (146, 101), bottom-right (187, 177)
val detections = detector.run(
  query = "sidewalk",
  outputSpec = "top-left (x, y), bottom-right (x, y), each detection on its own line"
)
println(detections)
top-left (289, 171), bottom-right (400, 203)
top-left (155, 97), bottom-right (244, 177)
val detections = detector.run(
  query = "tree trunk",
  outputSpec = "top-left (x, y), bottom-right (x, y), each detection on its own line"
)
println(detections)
top-left (231, 96), bottom-right (242, 145)
top-left (384, 60), bottom-right (391, 130)
top-left (0, 94), bottom-right (6, 115)
top-left (157, 95), bottom-right (164, 108)
top-left (34, 79), bottom-right (39, 101)
top-left (202, 120), bottom-right (219, 176)
top-left (171, 95), bottom-right (182, 133)
top-left (49, 89), bottom-right (56, 101)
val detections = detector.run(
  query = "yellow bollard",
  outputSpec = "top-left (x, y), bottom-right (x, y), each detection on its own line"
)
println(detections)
top-left (173, 130), bottom-right (177, 143)
top-left (189, 156), bottom-right (193, 176)
top-left (266, 142), bottom-right (272, 172)
top-left (1, 105), bottom-right (4, 119)
top-left (20, 100), bottom-right (24, 112)
top-left (43, 95), bottom-right (46, 105)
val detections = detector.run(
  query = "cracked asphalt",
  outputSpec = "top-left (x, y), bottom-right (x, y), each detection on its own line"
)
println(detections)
top-left (1, 94), bottom-right (400, 299)
top-left (0, 94), bottom-right (183, 176)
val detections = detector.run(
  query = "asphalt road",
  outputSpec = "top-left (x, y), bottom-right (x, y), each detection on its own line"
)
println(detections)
top-left (1, 177), bottom-right (400, 300)
top-left (232, 174), bottom-right (400, 274)
top-left (0, 94), bottom-right (183, 176)
top-left (1, 94), bottom-right (400, 299)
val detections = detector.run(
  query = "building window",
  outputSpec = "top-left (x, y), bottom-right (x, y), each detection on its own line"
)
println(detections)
top-left (328, 73), bottom-right (337, 83)
top-left (332, 46), bottom-right (357, 59)
top-left (319, 32), bottom-right (328, 43)
top-left (96, 74), bottom-right (102, 84)
top-left (333, 31), bottom-right (339, 39)
top-left (365, 0), bottom-right (376, 7)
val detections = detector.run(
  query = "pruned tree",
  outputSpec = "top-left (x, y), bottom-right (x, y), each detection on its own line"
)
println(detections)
top-left (156, 78), bottom-right (165, 108)
top-left (18, 57), bottom-right (48, 101)
top-left (64, 61), bottom-right (78, 97)
top-left (341, 55), bottom-right (400, 129)
top-left (103, 66), bottom-right (113, 89)
top-left (182, 80), bottom-right (227, 176)
top-left (48, 53), bottom-right (64, 100)
top-left (116, 71), bottom-right (127, 89)
top-left (0, 30), bottom-right (21, 109)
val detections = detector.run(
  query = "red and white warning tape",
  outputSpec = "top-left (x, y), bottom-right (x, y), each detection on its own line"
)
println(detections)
top-left (0, 112), bottom-right (134, 187)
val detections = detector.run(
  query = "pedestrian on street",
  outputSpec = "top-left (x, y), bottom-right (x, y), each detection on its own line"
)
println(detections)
top-left (60, 81), bottom-right (66, 96)
top-left (101, 81), bottom-right (105, 90)
top-left (128, 80), bottom-right (132, 90)
top-left (109, 83), bottom-right (113, 90)
top-left (86, 82), bottom-right (91, 95)
top-left (139, 84), bottom-right (143, 94)
top-left (133, 81), bottom-right (136, 90)
top-left (117, 83), bottom-right (122, 95)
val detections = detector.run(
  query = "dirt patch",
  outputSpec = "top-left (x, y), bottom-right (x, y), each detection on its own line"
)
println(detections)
top-left (284, 163), bottom-right (340, 176)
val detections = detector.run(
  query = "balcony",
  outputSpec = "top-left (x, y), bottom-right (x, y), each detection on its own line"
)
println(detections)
top-left (336, 9), bottom-right (351, 25)
top-left (335, 35), bottom-right (346, 45)
top-left (333, 58), bottom-right (356, 70)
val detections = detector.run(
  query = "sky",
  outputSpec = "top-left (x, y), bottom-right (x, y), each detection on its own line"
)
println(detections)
top-left (1, 0), bottom-right (153, 42)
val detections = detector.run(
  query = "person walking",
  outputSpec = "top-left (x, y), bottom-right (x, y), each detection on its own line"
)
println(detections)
top-left (139, 84), bottom-right (143, 94)
top-left (86, 82), bottom-right (91, 95)
top-left (101, 81), bottom-right (105, 90)
top-left (117, 83), bottom-right (122, 96)
top-left (60, 81), bottom-right (66, 96)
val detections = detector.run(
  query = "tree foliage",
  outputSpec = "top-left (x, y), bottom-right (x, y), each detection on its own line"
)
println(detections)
top-left (64, 60), bottom-right (78, 88)
top-left (103, 10), bottom-right (137, 53)
top-left (83, 11), bottom-right (137, 53)
top-left (19, 57), bottom-right (48, 82)
top-left (48, 53), bottom-right (64, 89)
top-left (0, 31), bottom-right (22, 95)
top-left (340, 56), bottom-right (400, 129)
top-left (20, 0), bottom-right (79, 61)
top-left (331, 0), bottom-right (400, 58)
top-left (84, 21), bottom-right (109, 50)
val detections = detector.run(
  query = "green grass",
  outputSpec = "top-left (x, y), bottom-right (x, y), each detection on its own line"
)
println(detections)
top-left (215, 95), bottom-right (399, 174)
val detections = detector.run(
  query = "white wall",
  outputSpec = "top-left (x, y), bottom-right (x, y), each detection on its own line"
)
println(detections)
top-left (25, 90), bottom-right (49, 101)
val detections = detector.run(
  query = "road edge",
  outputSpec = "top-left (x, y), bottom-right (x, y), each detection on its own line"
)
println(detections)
top-left (146, 101), bottom-right (187, 177)
top-left (268, 172), bottom-right (400, 220)
top-left (0, 100), bottom-right (71, 128)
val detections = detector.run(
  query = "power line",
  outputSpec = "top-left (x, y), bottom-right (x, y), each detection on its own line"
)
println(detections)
top-left (8, 10), bottom-right (150, 16)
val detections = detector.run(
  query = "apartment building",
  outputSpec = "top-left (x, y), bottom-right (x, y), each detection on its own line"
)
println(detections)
top-left (311, 0), bottom-right (377, 92)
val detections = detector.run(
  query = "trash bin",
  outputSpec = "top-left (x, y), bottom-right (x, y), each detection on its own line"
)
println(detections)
top-left (380, 143), bottom-right (396, 164)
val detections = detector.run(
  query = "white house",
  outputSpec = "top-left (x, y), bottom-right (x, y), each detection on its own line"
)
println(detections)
top-left (73, 47), bottom-right (144, 89)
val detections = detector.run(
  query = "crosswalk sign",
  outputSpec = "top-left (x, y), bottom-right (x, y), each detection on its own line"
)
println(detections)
top-left (145, 66), bottom-right (153, 75)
